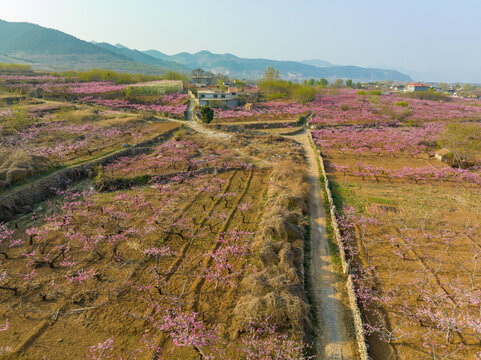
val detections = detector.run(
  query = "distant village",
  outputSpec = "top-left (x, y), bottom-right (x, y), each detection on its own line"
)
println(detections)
top-left (379, 82), bottom-right (480, 99)
top-left (180, 68), bottom-right (481, 113)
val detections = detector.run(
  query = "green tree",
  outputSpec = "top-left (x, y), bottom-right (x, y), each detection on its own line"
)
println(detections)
top-left (319, 78), bottom-right (328, 87)
top-left (199, 106), bottom-right (214, 124)
top-left (332, 79), bottom-right (345, 88)
top-left (258, 79), bottom-right (291, 99)
top-left (345, 79), bottom-right (353, 88)
top-left (438, 121), bottom-right (481, 167)
top-left (291, 85), bottom-right (316, 104)
top-left (163, 71), bottom-right (187, 81)
top-left (263, 66), bottom-right (280, 81)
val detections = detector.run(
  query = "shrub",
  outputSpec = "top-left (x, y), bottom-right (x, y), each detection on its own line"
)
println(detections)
top-left (331, 79), bottom-right (345, 88)
top-left (297, 115), bottom-right (307, 125)
top-left (173, 126), bottom-right (185, 140)
top-left (395, 101), bottom-right (409, 107)
top-left (200, 106), bottom-right (214, 123)
top-left (259, 79), bottom-right (291, 98)
top-left (291, 86), bottom-right (316, 104)
top-left (401, 90), bottom-right (452, 102)
top-left (369, 90), bottom-right (382, 96)
top-left (438, 121), bottom-right (481, 167)
top-left (402, 118), bottom-right (422, 127)
top-left (0, 106), bottom-right (36, 133)
top-left (258, 67), bottom-right (316, 103)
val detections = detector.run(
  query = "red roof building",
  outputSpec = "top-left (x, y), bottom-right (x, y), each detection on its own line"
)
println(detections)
top-left (405, 83), bottom-right (430, 92)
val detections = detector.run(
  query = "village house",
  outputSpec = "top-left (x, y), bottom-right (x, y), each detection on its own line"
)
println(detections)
top-left (405, 83), bottom-right (430, 92)
top-left (391, 84), bottom-right (405, 91)
top-left (237, 85), bottom-right (259, 103)
top-left (197, 86), bottom-right (239, 107)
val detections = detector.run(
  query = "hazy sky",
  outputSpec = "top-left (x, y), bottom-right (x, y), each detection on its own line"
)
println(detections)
top-left (1, 0), bottom-right (480, 82)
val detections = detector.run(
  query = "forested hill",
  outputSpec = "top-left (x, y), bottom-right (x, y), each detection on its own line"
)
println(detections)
top-left (0, 19), bottom-right (185, 74)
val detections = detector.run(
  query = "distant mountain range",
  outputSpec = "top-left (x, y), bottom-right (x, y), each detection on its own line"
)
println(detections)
top-left (143, 49), bottom-right (411, 81)
top-left (0, 19), bottom-right (187, 74)
top-left (300, 59), bottom-right (334, 68)
top-left (0, 19), bottom-right (411, 81)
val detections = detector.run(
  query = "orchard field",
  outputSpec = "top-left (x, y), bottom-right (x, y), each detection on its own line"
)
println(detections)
top-left (0, 73), bottom-right (315, 359)
top-left (2, 68), bottom-right (481, 359)
top-left (0, 132), bottom-right (311, 359)
top-left (312, 110), bottom-right (481, 359)
top-left (210, 88), bottom-right (481, 125)
top-left (0, 75), bottom-right (188, 193)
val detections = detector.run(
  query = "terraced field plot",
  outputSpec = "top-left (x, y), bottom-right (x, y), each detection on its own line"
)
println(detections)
top-left (313, 125), bottom-right (481, 359)
top-left (0, 92), bottom-right (181, 193)
top-left (0, 129), bottom-right (314, 359)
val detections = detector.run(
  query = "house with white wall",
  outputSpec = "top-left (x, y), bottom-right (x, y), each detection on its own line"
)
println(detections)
top-left (197, 87), bottom-right (239, 107)
top-left (405, 83), bottom-right (430, 92)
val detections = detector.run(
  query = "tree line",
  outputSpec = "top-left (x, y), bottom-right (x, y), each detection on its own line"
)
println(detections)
top-left (258, 66), bottom-right (363, 104)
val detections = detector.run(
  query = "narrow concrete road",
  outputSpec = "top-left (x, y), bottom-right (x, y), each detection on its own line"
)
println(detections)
top-left (294, 133), bottom-right (358, 360)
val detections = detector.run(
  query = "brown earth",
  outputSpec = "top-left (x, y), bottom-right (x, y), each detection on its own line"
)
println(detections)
top-left (323, 148), bottom-right (481, 360)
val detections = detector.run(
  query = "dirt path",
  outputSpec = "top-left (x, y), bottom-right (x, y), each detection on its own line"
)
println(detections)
top-left (293, 132), bottom-right (358, 360)
top-left (164, 98), bottom-right (232, 140)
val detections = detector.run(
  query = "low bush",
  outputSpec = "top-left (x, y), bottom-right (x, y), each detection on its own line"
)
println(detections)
top-left (200, 105), bottom-right (214, 123)
top-left (401, 90), bottom-right (452, 102)
top-left (290, 85), bottom-right (316, 104)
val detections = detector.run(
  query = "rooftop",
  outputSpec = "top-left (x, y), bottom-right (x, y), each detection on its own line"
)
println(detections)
top-left (407, 83), bottom-right (429, 87)
top-left (198, 88), bottom-right (236, 94)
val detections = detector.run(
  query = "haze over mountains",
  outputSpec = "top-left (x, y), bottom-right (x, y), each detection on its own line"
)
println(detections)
top-left (0, 19), bottom-right (411, 82)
